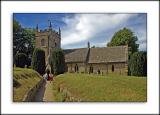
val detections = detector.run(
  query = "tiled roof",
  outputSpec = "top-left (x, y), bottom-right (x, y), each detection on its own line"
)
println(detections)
top-left (88, 46), bottom-right (128, 63)
top-left (63, 48), bottom-right (89, 63)
top-left (63, 46), bottom-right (128, 63)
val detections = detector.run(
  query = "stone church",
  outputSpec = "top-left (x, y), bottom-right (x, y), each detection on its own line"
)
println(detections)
top-left (35, 23), bottom-right (128, 75)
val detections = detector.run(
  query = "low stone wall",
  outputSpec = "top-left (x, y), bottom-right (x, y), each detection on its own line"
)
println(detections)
top-left (22, 78), bottom-right (45, 102)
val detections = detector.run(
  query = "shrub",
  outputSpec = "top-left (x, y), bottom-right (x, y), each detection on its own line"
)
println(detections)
top-left (129, 51), bottom-right (147, 76)
top-left (26, 57), bottom-right (32, 68)
top-left (50, 48), bottom-right (66, 75)
top-left (15, 53), bottom-right (27, 68)
top-left (31, 48), bottom-right (45, 75)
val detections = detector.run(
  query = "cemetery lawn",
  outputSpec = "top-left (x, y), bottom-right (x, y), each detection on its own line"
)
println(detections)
top-left (13, 67), bottom-right (42, 102)
top-left (53, 73), bottom-right (147, 102)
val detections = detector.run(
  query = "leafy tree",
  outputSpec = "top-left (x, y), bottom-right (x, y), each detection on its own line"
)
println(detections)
top-left (13, 20), bottom-right (35, 67)
top-left (15, 53), bottom-right (27, 68)
top-left (129, 51), bottom-right (147, 76)
top-left (50, 48), bottom-right (66, 75)
top-left (31, 48), bottom-right (46, 75)
top-left (91, 45), bottom-right (96, 48)
top-left (107, 27), bottom-right (139, 55)
top-left (13, 20), bottom-right (22, 59)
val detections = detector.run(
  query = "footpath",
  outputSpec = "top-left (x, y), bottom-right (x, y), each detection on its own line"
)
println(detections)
top-left (33, 80), bottom-right (55, 102)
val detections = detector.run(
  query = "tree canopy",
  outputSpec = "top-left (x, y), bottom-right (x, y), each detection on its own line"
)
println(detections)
top-left (13, 20), bottom-right (35, 66)
top-left (107, 27), bottom-right (139, 55)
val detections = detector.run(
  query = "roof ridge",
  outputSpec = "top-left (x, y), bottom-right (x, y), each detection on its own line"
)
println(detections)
top-left (63, 48), bottom-right (89, 50)
top-left (90, 45), bottom-right (127, 49)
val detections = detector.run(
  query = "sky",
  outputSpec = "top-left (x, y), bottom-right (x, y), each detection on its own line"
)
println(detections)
top-left (14, 13), bottom-right (147, 51)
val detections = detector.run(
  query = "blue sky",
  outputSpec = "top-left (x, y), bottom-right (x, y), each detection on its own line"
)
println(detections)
top-left (14, 13), bottom-right (147, 51)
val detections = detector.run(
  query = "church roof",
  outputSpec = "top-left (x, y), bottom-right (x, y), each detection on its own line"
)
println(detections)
top-left (63, 48), bottom-right (89, 63)
top-left (88, 46), bottom-right (128, 63)
top-left (63, 46), bottom-right (128, 64)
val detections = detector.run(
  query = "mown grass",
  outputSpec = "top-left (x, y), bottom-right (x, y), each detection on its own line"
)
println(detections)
top-left (13, 67), bottom-right (42, 102)
top-left (53, 73), bottom-right (147, 102)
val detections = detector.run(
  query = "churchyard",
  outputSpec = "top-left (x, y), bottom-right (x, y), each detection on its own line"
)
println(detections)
top-left (13, 68), bottom-right (147, 102)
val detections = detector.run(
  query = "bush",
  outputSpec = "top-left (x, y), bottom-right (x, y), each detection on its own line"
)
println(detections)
top-left (31, 48), bottom-right (46, 75)
top-left (26, 57), bottom-right (32, 68)
top-left (129, 51), bottom-right (147, 76)
top-left (50, 48), bottom-right (66, 75)
top-left (15, 53), bottom-right (27, 68)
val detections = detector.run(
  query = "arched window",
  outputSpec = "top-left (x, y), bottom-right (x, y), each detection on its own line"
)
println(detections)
top-left (112, 65), bottom-right (114, 72)
top-left (41, 39), bottom-right (45, 46)
top-left (89, 65), bottom-right (93, 73)
top-left (97, 69), bottom-right (100, 74)
top-left (75, 64), bottom-right (79, 72)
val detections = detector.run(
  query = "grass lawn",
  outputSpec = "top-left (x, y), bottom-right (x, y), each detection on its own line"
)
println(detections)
top-left (13, 67), bottom-right (42, 102)
top-left (52, 73), bottom-right (147, 102)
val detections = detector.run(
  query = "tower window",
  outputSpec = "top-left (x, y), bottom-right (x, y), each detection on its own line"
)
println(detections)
top-left (55, 42), bottom-right (57, 47)
top-left (41, 39), bottom-right (45, 46)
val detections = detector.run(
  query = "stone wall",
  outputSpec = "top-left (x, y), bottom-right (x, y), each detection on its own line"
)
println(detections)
top-left (87, 63), bottom-right (128, 75)
top-left (87, 62), bottom-right (128, 75)
top-left (66, 62), bottom-right (128, 75)
top-left (66, 63), bottom-right (86, 73)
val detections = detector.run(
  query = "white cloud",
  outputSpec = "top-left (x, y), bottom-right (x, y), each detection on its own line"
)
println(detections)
top-left (139, 42), bottom-right (147, 51)
top-left (61, 14), bottom-right (136, 46)
top-left (135, 28), bottom-right (147, 51)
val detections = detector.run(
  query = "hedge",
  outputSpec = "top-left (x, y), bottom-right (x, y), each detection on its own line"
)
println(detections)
top-left (50, 48), bottom-right (65, 75)
top-left (129, 51), bottom-right (147, 76)
top-left (31, 48), bottom-right (46, 75)
top-left (15, 53), bottom-right (27, 68)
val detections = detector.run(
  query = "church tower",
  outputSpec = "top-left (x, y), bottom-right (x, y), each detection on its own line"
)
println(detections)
top-left (35, 21), bottom-right (61, 65)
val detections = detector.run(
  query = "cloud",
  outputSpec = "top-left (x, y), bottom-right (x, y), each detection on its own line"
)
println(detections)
top-left (61, 14), bottom-right (136, 46)
top-left (139, 42), bottom-right (147, 51)
top-left (134, 26), bottom-right (147, 51)
top-left (135, 32), bottom-right (146, 51)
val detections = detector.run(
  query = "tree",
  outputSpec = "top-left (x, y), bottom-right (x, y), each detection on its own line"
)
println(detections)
top-left (31, 48), bottom-right (46, 75)
top-left (13, 20), bottom-right (35, 67)
top-left (50, 48), bottom-right (66, 75)
top-left (13, 20), bottom-right (23, 60)
top-left (15, 53), bottom-right (27, 68)
top-left (91, 45), bottom-right (96, 48)
top-left (129, 51), bottom-right (147, 76)
top-left (107, 27), bottom-right (139, 55)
